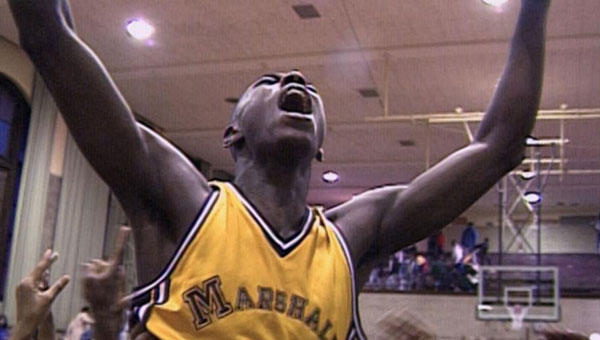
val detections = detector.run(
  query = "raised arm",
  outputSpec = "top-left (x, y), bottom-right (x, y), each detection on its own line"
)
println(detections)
top-left (327, 0), bottom-right (550, 284)
top-left (8, 1), bottom-right (209, 229)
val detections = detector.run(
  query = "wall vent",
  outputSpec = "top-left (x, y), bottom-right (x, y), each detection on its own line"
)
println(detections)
top-left (292, 4), bottom-right (321, 19)
top-left (358, 88), bottom-right (379, 98)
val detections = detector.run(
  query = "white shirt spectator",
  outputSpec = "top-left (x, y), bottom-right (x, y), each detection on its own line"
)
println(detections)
top-left (452, 242), bottom-right (464, 264)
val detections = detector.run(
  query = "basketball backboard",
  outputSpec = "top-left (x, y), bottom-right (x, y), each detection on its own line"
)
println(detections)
top-left (476, 266), bottom-right (560, 323)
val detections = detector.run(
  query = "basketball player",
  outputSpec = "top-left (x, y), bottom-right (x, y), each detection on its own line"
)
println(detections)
top-left (9, 0), bottom-right (550, 338)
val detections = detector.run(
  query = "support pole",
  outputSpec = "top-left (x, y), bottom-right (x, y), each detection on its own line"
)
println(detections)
top-left (498, 176), bottom-right (507, 265)
top-left (425, 121), bottom-right (430, 170)
top-left (536, 150), bottom-right (542, 267)
top-left (383, 52), bottom-right (390, 118)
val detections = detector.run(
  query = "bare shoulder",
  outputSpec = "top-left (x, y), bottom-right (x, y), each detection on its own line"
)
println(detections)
top-left (137, 125), bottom-right (211, 229)
top-left (129, 126), bottom-right (213, 283)
top-left (325, 185), bottom-right (406, 265)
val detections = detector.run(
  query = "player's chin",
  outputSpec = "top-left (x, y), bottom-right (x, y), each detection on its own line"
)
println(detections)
top-left (267, 131), bottom-right (317, 160)
top-left (273, 124), bottom-right (317, 145)
top-left (278, 111), bottom-right (315, 130)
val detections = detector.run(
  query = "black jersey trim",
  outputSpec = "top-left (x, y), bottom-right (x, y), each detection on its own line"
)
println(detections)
top-left (321, 211), bottom-right (367, 340)
top-left (226, 182), bottom-right (314, 257)
top-left (127, 188), bottom-right (220, 303)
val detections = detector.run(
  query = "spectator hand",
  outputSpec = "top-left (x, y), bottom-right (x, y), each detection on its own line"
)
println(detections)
top-left (11, 250), bottom-right (70, 340)
top-left (81, 226), bottom-right (131, 338)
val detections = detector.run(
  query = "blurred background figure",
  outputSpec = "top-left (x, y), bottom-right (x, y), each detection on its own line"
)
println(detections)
top-left (372, 308), bottom-right (435, 340)
top-left (460, 222), bottom-right (478, 253)
top-left (0, 314), bottom-right (9, 340)
top-left (64, 306), bottom-right (93, 340)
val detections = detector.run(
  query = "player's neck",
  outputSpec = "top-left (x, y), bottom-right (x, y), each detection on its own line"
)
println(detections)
top-left (233, 159), bottom-right (311, 240)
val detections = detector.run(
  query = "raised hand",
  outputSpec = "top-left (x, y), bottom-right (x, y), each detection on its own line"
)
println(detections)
top-left (81, 226), bottom-right (131, 339)
top-left (11, 250), bottom-right (70, 340)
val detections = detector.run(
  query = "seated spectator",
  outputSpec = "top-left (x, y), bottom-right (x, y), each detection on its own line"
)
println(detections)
top-left (472, 237), bottom-right (490, 265)
top-left (451, 239), bottom-right (464, 273)
top-left (427, 231), bottom-right (444, 260)
top-left (414, 253), bottom-right (429, 290)
top-left (430, 254), bottom-right (450, 292)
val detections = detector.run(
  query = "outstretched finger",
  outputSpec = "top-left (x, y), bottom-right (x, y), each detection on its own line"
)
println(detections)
top-left (31, 249), bottom-right (58, 282)
top-left (110, 226), bottom-right (131, 267)
top-left (44, 275), bottom-right (70, 301)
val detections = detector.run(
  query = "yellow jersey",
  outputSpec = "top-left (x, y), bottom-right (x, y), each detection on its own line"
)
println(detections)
top-left (129, 181), bottom-right (365, 339)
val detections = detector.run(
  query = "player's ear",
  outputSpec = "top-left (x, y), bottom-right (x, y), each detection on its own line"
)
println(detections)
top-left (315, 148), bottom-right (324, 162)
top-left (223, 125), bottom-right (244, 148)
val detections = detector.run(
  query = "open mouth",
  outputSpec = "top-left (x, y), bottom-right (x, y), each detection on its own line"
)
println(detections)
top-left (278, 84), bottom-right (313, 115)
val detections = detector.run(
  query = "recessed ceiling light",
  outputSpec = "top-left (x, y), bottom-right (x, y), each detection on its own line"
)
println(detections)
top-left (125, 19), bottom-right (155, 40)
top-left (482, 0), bottom-right (508, 8)
top-left (519, 170), bottom-right (536, 181)
top-left (398, 139), bottom-right (415, 147)
top-left (322, 171), bottom-right (339, 184)
top-left (523, 191), bottom-right (541, 205)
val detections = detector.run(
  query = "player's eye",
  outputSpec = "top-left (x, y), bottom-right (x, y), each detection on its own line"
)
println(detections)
top-left (306, 84), bottom-right (318, 94)
top-left (253, 74), bottom-right (281, 88)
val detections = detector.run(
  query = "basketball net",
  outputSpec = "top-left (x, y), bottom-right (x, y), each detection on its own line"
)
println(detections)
top-left (506, 304), bottom-right (528, 330)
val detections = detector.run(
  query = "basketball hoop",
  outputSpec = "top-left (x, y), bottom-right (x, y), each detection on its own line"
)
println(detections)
top-left (506, 304), bottom-right (528, 330)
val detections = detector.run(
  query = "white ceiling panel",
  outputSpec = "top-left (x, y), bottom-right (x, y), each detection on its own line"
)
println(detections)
top-left (1, 0), bottom-right (599, 218)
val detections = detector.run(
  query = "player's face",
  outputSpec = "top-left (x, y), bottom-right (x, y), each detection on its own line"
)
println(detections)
top-left (235, 71), bottom-right (326, 162)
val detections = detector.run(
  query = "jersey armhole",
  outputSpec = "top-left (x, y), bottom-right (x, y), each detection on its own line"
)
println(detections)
top-left (319, 210), bottom-right (367, 340)
top-left (126, 186), bottom-right (221, 321)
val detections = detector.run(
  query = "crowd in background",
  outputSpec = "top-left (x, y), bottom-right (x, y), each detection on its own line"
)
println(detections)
top-left (0, 222), bottom-right (593, 339)
top-left (365, 223), bottom-right (490, 293)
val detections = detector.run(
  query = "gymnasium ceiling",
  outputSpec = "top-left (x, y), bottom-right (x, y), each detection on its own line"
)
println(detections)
top-left (1, 0), bottom-right (599, 220)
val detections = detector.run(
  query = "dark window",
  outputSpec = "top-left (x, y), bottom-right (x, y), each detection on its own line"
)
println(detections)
top-left (0, 75), bottom-right (30, 300)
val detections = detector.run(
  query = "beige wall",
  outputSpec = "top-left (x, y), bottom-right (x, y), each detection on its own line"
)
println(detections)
top-left (359, 293), bottom-right (599, 339)
top-left (0, 36), bottom-right (34, 101)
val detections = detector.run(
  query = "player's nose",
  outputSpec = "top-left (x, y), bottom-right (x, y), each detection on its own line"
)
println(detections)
top-left (281, 70), bottom-right (307, 87)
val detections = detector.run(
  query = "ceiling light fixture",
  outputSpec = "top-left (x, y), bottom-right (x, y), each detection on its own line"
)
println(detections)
top-left (525, 135), bottom-right (569, 147)
top-left (482, 0), bottom-right (508, 8)
top-left (322, 171), bottom-right (339, 184)
top-left (523, 191), bottom-right (542, 205)
top-left (519, 170), bottom-right (536, 181)
top-left (125, 18), bottom-right (155, 40)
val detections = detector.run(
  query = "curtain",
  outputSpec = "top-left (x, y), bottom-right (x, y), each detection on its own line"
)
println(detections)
top-left (3, 74), bottom-right (127, 330)
top-left (50, 133), bottom-right (110, 329)
top-left (3, 75), bottom-right (57, 319)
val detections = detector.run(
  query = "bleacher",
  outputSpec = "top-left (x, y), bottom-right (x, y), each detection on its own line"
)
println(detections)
top-left (487, 253), bottom-right (600, 297)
